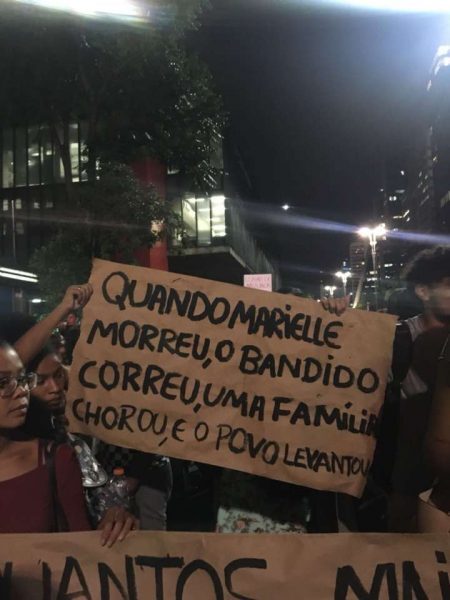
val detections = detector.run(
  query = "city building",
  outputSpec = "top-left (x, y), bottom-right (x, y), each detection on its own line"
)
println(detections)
top-left (404, 45), bottom-right (450, 235)
top-left (348, 240), bottom-right (368, 302)
top-left (0, 124), bottom-right (279, 312)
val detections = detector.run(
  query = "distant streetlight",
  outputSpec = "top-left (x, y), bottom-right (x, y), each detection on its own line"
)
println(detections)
top-left (324, 285), bottom-right (337, 297)
top-left (282, 204), bottom-right (290, 211)
top-left (358, 223), bottom-right (387, 309)
top-left (15, 0), bottom-right (148, 20)
top-left (335, 270), bottom-right (352, 296)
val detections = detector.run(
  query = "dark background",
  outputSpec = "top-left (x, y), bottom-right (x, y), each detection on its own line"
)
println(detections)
top-left (196, 1), bottom-right (446, 287)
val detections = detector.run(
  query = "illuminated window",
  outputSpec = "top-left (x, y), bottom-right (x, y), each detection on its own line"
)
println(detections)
top-left (28, 126), bottom-right (40, 186)
top-left (182, 196), bottom-right (197, 239)
top-left (70, 123), bottom-right (80, 182)
top-left (2, 199), bottom-right (8, 212)
top-left (15, 199), bottom-right (22, 210)
top-left (15, 127), bottom-right (27, 187)
top-left (41, 126), bottom-right (53, 184)
top-left (53, 126), bottom-right (65, 183)
top-left (196, 197), bottom-right (211, 245)
top-left (2, 129), bottom-right (14, 188)
top-left (15, 222), bottom-right (24, 235)
top-left (211, 195), bottom-right (226, 238)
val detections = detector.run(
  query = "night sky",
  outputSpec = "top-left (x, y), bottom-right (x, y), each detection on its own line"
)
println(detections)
top-left (196, 0), bottom-right (446, 289)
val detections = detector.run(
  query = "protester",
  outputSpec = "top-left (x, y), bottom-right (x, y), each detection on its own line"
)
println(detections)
top-left (0, 285), bottom-right (136, 544)
top-left (59, 310), bottom-right (80, 365)
top-left (0, 340), bottom-right (134, 543)
top-left (7, 287), bottom-right (171, 532)
top-left (321, 245), bottom-right (450, 532)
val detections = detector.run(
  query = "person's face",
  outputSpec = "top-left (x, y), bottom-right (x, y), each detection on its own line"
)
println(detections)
top-left (33, 354), bottom-right (66, 410)
top-left (416, 277), bottom-right (450, 325)
top-left (0, 345), bottom-right (30, 429)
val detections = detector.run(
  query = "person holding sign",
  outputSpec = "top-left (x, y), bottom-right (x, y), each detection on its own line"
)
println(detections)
top-left (322, 245), bottom-right (450, 532)
top-left (0, 340), bottom-right (92, 534)
top-left (0, 286), bottom-right (136, 546)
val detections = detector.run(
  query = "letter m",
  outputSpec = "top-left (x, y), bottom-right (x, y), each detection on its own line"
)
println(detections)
top-left (335, 563), bottom-right (398, 600)
top-left (87, 320), bottom-right (118, 345)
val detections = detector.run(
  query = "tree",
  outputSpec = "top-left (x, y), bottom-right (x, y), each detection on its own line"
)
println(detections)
top-left (0, 2), bottom-right (225, 306)
top-left (0, 1), bottom-right (225, 195)
top-left (30, 162), bottom-right (181, 308)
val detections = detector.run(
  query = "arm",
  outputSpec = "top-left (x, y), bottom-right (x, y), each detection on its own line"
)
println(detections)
top-left (56, 444), bottom-right (137, 544)
top-left (14, 283), bottom-right (92, 366)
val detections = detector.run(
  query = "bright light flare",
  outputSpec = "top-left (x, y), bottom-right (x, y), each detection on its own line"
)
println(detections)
top-left (335, 270), bottom-right (352, 281)
top-left (358, 223), bottom-right (387, 239)
top-left (323, 0), bottom-right (450, 12)
top-left (15, 0), bottom-right (149, 22)
top-left (282, 204), bottom-right (290, 211)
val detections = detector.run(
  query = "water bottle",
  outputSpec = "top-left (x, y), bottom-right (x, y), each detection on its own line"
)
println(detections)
top-left (107, 467), bottom-right (130, 508)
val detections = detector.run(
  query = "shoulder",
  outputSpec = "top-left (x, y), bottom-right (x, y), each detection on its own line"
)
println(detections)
top-left (54, 442), bottom-right (77, 463)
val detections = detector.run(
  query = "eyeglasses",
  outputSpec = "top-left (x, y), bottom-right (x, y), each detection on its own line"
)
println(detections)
top-left (0, 373), bottom-right (38, 398)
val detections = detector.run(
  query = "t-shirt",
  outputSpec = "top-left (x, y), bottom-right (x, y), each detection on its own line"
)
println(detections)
top-left (0, 440), bottom-right (91, 533)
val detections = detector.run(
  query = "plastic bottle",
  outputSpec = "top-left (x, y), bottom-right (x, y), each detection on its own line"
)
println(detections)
top-left (107, 467), bottom-right (130, 508)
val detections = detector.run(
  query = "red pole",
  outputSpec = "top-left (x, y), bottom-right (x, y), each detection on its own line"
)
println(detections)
top-left (131, 157), bottom-right (169, 271)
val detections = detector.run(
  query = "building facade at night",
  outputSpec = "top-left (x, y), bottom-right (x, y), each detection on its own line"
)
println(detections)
top-left (404, 45), bottom-right (450, 235)
top-left (0, 124), bottom-right (279, 313)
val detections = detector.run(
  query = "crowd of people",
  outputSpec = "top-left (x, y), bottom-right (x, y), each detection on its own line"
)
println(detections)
top-left (0, 245), bottom-right (448, 541)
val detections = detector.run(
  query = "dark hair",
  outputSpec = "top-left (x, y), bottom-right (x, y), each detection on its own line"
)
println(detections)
top-left (27, 342), bottom-right (58, 373)
top-left (276, 287), bottom-right (305, 297)
top-left (403, 246), bottom-right (450, 289)
top-left (386, 288), bottom-right (423, 320)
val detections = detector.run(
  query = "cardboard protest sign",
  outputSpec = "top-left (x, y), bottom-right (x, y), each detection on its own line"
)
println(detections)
top-left (68, 259), bottom-right (396, 497)
top-left (243, 274), bottom-right (272, 292)
top-left (1, 530), bottom-right (448, 599)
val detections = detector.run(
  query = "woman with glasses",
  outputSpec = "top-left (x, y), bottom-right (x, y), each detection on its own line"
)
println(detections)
top-left (0, 285), bottom-right (136, 545)
top-left (0, 340), bottom-right (92, 534)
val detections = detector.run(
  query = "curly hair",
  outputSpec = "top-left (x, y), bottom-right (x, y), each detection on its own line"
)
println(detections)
top-left (403, 246), bottom-right (450, 289)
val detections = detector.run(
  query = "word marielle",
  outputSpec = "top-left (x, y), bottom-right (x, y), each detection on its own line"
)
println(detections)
top-left (102, 271), bottom-right (344, 348)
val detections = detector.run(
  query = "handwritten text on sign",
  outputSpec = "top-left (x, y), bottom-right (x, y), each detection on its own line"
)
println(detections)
top-left (68, 259), bottom-right (396, 496)
top-left (243, 274), bottom-right (272, 292)
top-left (1, 531), bottom-right (449, 599)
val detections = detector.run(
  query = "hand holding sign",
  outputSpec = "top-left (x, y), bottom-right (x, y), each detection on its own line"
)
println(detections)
top-left (68, 259), bottom-right (396, 497)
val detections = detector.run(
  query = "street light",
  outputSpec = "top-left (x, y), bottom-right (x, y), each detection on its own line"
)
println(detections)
top-left (282, 204), bottom-right (290, 211)
top-left (335, 271), bottom-right (352, 296)
top-left (15, 0), bottom-right (148, 20)
top-left (324, 285), bottom-right (337, 297)
top-left (358, 223), bottom-right (387, 309)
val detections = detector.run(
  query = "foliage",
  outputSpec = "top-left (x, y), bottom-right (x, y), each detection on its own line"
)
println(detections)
top-left (30, 163), bottom-right (181, 308)
top-left (0, 1), bottom-right (224, 306)
top-left (0, 1), bottom-right (225, 192)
